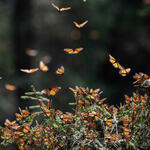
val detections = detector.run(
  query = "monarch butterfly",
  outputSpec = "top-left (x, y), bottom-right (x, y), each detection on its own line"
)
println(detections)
top-left (5, 84), bottom-right (16, 91)
top-left (73, 20), bottom-right (88, 28)
top-left (15, 113), bottom-right (23, 121)
top-left (55, 109), bottom-right (63, 115)
top-left (15, 108), bottom-right (30, 121)
top-left (19, 107), bottom-right (30, 117)
top-left (25, 48), bottom-right (38, 56)
top-left (119, 68), bottom-right (131, 77)
top-left (81, 112), bottom-right (88, 118)
top-left (89, 111), bottom-right (96, 117)
top-left (133, 72), bottom-right (150, 88)
top-left (51, 3), bottom-right (71, 12)
top-left (77, 100), bottom-right (84, 106)
top-left (5, 119), bottom-right (17, 127)
top-left (84, 99), bottom-right (91, 106)
top-left (97, 98), bottom-right (106, 105)
top-left (20, 68), bottom-right (39, 73)
top-left (41, 101), bottom-right (51, 117)
top-left (64, 47), bottom-right (83, 54)
top-left (109, 54), bottom-right (131, 76)
top-left (42, 87), bottom-right (61, 96)
top-left (69, 87), bottom-right (78, 96)
top-left (109, 54), bottom-right (123, 69)
top-left (39, 61), bottom-right (48, 72)
top-left (56, 66), bottom-right (64, 75)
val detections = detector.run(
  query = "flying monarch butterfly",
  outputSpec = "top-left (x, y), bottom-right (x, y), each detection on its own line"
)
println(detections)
top-left (119, 68), bottom-right (131, 77)
top-left (56, 66), bottom-right (64, 75)
top-left (5, 84), bottom-right (16, 91)
top-left (39, 61), bottom-right (48, 72)
top-left (109, 54), bottom-right (123, 69)
top-left (51, 3), bottom-right (71, 12)
top-left (73, 20), bottom-right (88, 28)
top-left (25, 48), bottom-right (38, 56)
top-left (42, 87), bottom-right (61, 96)
top-left (109, 54), bottom-right (131, 76)
top-left (64, 47), bottom-right (83, 54)
top-left (20, 68), bottom-right (39, 73)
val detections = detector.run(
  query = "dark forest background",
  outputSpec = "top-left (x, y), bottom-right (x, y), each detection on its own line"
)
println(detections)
top-left (0, 0), bottom-right (150, 149)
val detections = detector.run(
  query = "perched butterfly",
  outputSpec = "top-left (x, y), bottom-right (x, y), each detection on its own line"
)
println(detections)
top-left (5, 84), bottom-right (16, 91)
top-left (41, 101), bottom-right (51, 117)
top-left (56, 66), bottom-right (64, 75)
top-left (5, 119), bottom-right (17, 127)
top-left (20, 68), bottom-right (39, 73)
top-left (133, 72), bottom-right (150, 88)
top-left (109, 54), bottom-right (131, 77)
top-left (64, 47), bottom-right (83, 54)
top-left (73, 20), bottom-right (88, 28)
top-left (39, 61), bottom-right (48, 72)
top-left (51, 3), bottom-right (71, 12)
top-left (42, 87), bottom-right (61, 96)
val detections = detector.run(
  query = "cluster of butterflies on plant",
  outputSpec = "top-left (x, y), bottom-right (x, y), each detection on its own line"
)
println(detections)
top-left (2, 0), bottom-right (150, 95)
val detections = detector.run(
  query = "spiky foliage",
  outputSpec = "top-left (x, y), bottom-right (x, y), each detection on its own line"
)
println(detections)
top-left (0, 75), bottom-right (150, 150)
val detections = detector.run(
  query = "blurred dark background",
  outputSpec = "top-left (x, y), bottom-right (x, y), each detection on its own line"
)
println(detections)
top-left (0, 0), bottom-right (150, 148)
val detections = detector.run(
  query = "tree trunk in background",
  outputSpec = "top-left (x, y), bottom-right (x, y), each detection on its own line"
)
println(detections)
top-left (13, 0), bottom-right (34, 107)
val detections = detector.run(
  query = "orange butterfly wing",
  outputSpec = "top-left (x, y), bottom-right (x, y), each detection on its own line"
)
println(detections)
top-left (60, 7), bottom-right (71, 11)
top-left (79, 20), bottom-right (88, 28)
top-left (52, 3), bottom-right (71, 12)
top-left (20, 68), bottom-right (39, 73)
top-left (40, 61), bottom-right (48, 72)
top-left (56, 66), bottom-right (64, 75)
top-left (49, 87), bottom-right (61, 95)
top-left (51, 3), bottom-right (60, 11)
top-left (69, 87), bottom-right (78, 96)
top-left (113, 62), bottom-right (123, 69)
top-left (73, 21), bottom-right (81, 28)
top-left (5, 84), bottom-right (16, 91)
top-left (64, 48), bottom-right (74, 54)
top-left (74, 48), bottom-right (83, 54)
top-left (109, 54), bottom-right (116, 64)
top-left (109, 54), bottom-right (122, 69)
